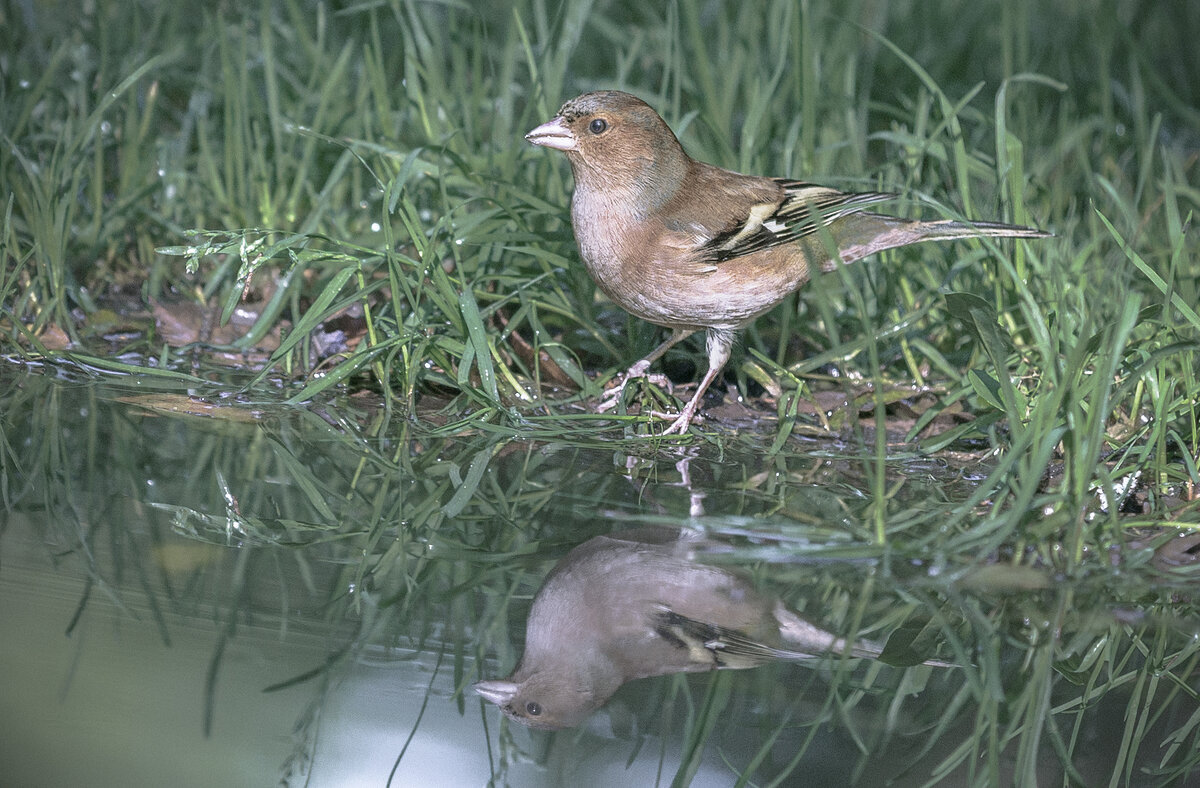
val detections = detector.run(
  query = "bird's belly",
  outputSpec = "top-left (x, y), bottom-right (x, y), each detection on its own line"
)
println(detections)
top-left (586, 255), bottom-right (799, 331)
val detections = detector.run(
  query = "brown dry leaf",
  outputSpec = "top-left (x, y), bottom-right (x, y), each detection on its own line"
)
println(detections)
top-left (152, 299), bottom-right (283, 350)
top-left (1151, 532), bottom-right (1200, 570)
top-left (152, 299), bottom-right (286, 368)
top-left (15, 322), bottom-right (73, 350)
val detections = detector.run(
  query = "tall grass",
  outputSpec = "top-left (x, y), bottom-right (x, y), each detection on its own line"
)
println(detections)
top-left (3, 1), bottom-right (1194, 455)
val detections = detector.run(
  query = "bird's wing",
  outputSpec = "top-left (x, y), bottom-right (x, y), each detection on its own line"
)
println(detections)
top-left (698, 180), bottom-right (895, 263)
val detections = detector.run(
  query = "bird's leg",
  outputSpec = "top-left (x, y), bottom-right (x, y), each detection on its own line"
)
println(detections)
top-left (596, 327), bottom-right (694, 413)
top-left (660, 328), bottom-right (734, 434)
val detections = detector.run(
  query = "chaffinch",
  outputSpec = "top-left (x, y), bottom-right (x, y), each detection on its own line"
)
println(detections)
top-left (474, 527), bottom-right (949, 730)
top-left (526, 90), bottom-right (1048, 433)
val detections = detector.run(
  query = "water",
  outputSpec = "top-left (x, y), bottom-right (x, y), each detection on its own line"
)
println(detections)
top-left (1, 368), bottom-right (1197, 786)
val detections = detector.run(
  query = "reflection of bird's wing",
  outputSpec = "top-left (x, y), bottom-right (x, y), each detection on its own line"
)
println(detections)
top-left (650, 604), bottom-right (836, 669)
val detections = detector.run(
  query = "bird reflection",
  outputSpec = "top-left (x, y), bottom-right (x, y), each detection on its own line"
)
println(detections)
top-left (475, 527), bottom-right (947, 730)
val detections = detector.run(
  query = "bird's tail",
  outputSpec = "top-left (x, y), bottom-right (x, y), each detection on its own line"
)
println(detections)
top-left (775, 603), bottom-right (957, 667)
top-left (818, 211), bottom-right (1049, 272)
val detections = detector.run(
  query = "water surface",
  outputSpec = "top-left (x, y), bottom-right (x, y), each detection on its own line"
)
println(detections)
top-left (2, 368), bottom-right (1197, 786)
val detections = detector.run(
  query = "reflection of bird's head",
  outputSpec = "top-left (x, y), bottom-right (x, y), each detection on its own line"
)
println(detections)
top-left (473, 670), bottom-right (600, 731)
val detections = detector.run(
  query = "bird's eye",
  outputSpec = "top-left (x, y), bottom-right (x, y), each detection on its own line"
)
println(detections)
top-left (588, 118), bottom-right (608, 135)
top-left (525, 701), bottom-right (542, 716)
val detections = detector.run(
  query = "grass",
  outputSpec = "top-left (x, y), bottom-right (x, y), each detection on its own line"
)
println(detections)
top-left (2, 0), bottom-right (1199, 785)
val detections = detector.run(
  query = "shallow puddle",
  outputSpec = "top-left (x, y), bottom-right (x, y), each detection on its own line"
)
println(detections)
top-left (1, 368), bottom-right (1197, 786)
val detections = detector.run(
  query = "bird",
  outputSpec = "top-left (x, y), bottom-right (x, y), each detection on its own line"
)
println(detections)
top-left (525, 90), bottom-right (1049, 433)
top-left (474, 527), bottom-right (950, 730)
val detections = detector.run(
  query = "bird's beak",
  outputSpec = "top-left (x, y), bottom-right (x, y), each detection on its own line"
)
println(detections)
top-left (473, 679), bottom-right (518, 705)
top-left (525, 116), bottom-right (577, 151)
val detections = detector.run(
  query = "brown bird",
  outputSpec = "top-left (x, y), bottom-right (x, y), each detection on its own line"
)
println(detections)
top-left (526, 90), bottom-right (1048, 433)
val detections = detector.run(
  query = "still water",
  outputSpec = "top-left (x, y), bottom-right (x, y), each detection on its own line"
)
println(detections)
top-left (1, 368), bottom-right (1197, 786)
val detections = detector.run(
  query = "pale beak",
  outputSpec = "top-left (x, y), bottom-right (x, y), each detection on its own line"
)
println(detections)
top-left (473, 679), bottom-right (518, 705)
top-left (525, 117), bottom-right (577, 151)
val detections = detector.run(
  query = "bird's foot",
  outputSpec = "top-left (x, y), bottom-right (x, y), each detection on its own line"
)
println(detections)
top-left (595, 360), bottom-right (673, 414)
top-left (652, 411), bottom-right (693, 434)
top-left (655, 393), bottom-right (703, 435)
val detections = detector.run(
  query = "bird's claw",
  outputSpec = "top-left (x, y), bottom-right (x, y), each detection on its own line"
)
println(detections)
top-left (595, 360), bottom-right (673, 414)
top-left (594, 359), bottom-right (699, 434)
top-left (655, 404), bottom-right (700, 435)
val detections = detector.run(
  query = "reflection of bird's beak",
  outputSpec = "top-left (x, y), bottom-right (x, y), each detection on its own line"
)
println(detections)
top-left (525, 117), bottom-right (577, 151)
top-left (472, 679), bottom-right (517, 705)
